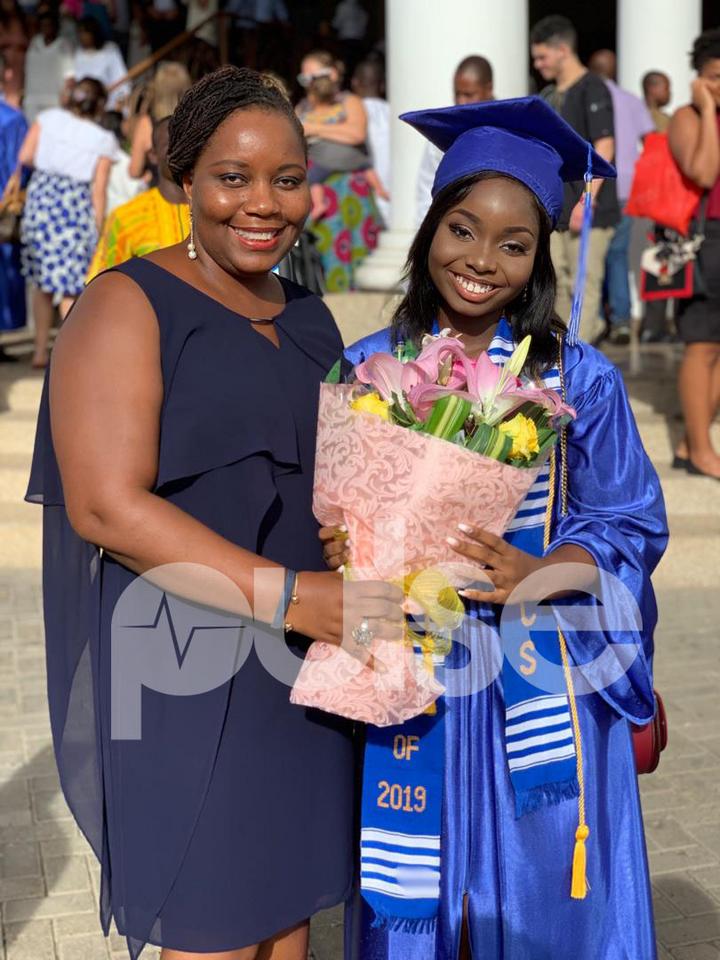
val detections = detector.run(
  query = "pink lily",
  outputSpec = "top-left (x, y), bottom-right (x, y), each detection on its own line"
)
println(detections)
top-left (405, 382), bottom-right (468, 419)
top-left (460, 351), bottom-right (525, 425)
top-left (510, 384), bottom-right (577, 422)
top-left (412, 335), bottom-right (472, 388)
top-left (355, 353), bottom-right (429, 403)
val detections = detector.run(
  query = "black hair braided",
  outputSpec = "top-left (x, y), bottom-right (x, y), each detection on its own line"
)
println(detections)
top-left (167, 65), bottom-right (306, 187)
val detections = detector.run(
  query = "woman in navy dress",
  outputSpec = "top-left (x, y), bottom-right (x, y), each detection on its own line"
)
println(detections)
top-left (26, 66), bottom-right (403, 960)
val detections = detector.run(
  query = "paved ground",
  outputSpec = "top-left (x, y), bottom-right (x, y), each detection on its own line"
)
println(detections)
top-left (1, 323), bottom-right (720, 960)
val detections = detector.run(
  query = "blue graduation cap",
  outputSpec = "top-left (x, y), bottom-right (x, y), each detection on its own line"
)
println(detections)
top-left (401, 95), bottom-right (617, 343)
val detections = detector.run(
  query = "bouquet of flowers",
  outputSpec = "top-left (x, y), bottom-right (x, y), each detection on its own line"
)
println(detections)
top-left (290, 332), bottom-right (576, 725)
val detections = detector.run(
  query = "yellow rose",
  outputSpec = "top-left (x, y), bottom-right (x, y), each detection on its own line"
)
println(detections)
top-left (498, 413), bottom-right (540, 461)
top-left (350, 391), bottom-right (392, 421)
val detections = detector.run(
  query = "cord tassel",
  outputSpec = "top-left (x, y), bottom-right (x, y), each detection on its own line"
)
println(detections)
top-left (571, 825), bottom-right (590, 899)
top-left (546, 363), bottom-right (592, 903)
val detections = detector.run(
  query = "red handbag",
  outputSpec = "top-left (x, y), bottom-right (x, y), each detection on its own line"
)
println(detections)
top-left (632, 691), bottom-right (668, 774)
top-left (625, 132), bottom-right (703, 236)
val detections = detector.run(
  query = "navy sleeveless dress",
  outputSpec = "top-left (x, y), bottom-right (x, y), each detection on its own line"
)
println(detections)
top-left (25, 258), bottom-right (355, 958)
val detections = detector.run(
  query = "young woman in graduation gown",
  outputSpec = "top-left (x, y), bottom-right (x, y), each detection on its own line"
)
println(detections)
top-left (323, 98), bottom-right (668, 960)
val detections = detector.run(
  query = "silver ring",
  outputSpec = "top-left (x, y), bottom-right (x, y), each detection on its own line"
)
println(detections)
top-left (351, 618), bottom-right (375, 648)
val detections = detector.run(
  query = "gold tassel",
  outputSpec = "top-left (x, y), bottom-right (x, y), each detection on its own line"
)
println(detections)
top-left (570, 824), bottom-right (590, 899)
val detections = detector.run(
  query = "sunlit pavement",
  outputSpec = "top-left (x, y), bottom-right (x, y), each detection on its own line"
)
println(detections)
top-left (1, 329), bottom-right (719, 959)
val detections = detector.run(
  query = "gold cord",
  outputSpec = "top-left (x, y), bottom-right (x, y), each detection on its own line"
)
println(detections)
top-left (544, 337), bottom-right (590, 899)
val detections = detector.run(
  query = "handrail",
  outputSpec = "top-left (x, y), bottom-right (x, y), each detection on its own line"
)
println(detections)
top-left (108, 10), bottom-right (242, 92)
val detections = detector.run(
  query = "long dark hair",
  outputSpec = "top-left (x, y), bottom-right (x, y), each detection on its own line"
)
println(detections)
top-left (391, 172), bottom-right (564, 377)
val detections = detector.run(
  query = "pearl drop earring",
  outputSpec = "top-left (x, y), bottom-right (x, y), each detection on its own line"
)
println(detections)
top-left (187, 210), bottom-right (197, 261)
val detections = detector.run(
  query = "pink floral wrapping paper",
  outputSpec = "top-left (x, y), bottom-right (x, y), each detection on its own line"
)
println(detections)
top-left (289, 384), bottom-right (543, 725)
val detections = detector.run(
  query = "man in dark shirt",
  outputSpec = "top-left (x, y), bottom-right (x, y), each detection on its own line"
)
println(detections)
top-left (531, 15), bottom-right (619, 343)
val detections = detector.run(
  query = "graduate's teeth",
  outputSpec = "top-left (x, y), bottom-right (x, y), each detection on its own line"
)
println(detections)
top-left (454, 273), bottom-right (496, 294)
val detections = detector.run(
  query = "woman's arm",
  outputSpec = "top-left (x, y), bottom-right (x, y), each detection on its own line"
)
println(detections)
top-left (303, 93), bottom-right (368, 146)
top-left (669, 85), bottom-right (720, 189)
top-left (17, 122), bottom-right (40, 168)
top-left (50, 273), bottom-right (402, 640)
top-left (91, 155), bottom-right (112, 230)
top-left (128, 113), bottom-right (152, 179)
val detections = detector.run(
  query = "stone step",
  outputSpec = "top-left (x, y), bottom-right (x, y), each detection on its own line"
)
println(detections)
top-left (1, 525), bottom-right (41, 569)
top-left (0, 420), bottom-right (40, 457)
top-left (0, 382), bottom-right (44, 419)
top-left (0, 502), bottom-right (40, 525)
top-left (0, 466), bottom-right (33, 504)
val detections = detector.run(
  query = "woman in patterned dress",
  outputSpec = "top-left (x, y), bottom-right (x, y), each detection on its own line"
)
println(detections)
top-left (296, 50), bottom-right (382, 291)
top-left (18, 76), bottom-right (116, 367)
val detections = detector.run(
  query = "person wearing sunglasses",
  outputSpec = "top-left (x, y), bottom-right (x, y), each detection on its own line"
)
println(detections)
top-left (296, 50), bottom-right (387, 219)
top-left (296, 50), bottom-right (386, 288)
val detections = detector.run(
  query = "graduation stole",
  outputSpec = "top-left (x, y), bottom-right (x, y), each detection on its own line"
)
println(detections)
top-left (360, 335), bottom-right (589, 931)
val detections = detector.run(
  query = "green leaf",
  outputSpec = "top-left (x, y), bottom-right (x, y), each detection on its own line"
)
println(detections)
top-left (325, 359), bottom-right (342, 384)
top-left (465, 423), bottom-right (512, 462)
top-left (422, 395), bottom-right (472, 440)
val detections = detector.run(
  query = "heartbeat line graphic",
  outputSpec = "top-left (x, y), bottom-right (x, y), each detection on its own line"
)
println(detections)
top-left (124, 593), bottom-right (244, 668)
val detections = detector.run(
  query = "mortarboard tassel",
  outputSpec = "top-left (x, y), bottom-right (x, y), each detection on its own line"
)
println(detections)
top-left (567, 145), bottom-right (595, 346)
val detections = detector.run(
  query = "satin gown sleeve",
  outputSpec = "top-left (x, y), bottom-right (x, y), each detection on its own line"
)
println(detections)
top-left (0, 105), bottom-right (28, 191)
top-left (548, 342), bottom-right (669, 725)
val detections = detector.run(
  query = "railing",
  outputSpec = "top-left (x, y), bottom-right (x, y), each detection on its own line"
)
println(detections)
top-left (108, 10), bottom-right (243, 94)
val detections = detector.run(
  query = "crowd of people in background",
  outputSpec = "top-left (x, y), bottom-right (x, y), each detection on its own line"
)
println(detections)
top-left (1, 3), bottom-right (720, 475)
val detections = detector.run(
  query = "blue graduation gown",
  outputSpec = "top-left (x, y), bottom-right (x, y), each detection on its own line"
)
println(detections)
top-left (0, 102), bottom-right (27, 331)
top-left (343, 328), bottom-right (668, 960)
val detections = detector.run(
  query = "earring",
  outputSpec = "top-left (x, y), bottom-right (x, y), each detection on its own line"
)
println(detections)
top-left (187, 210), bottom-right (197, 261)
top-left (522, 286), bottom-right (529, 304)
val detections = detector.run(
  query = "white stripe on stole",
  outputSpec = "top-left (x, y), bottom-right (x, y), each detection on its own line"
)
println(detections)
top-left (506, 727), bottom-right (574, 753)
top-left (505, 712), bottom-right (572, 736)
top-left (505, 693), bottom-right (569, 720)
top-left (508, 512), bottom-right (547, 532)
top-left (508, 743), bottom-right (576, 771)
top-left (361, 863), bottom-right (440, 883)
top-left (361, 877), bottom-right (440, 900)
top-left (360, 828), bottom-right (441, 849)
top-left (360, 862), bottom-right (409, 880)
top-left (361, 848), bottom-right (441, 867)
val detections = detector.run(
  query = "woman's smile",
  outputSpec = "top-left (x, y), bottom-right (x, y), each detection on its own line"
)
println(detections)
top-left (187, 107), bottom-right (310, 277)
top-left (428, 177), bottom-right (539, 331)
top-left (229, 224), bottom-right (287, 250)
top-left (448, 270), bottom-right (504, 303)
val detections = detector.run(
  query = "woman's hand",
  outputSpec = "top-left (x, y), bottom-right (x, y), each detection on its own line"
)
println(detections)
top-left (319, 525), bottom-right (350, 571)
top-left (692, 77), bottom-right (716, 114)
top-left (448, 525), bottom-right (598, 605)
top-left (289, 570), bottom-right (404, 649)
top-left (447, 525), bottom-right (544, 605)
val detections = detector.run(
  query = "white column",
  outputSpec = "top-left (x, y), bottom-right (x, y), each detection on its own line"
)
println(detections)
top-left (355, 0), bottom-right (529, 292)
top-left (618, 0), bottom-right (702, 111)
